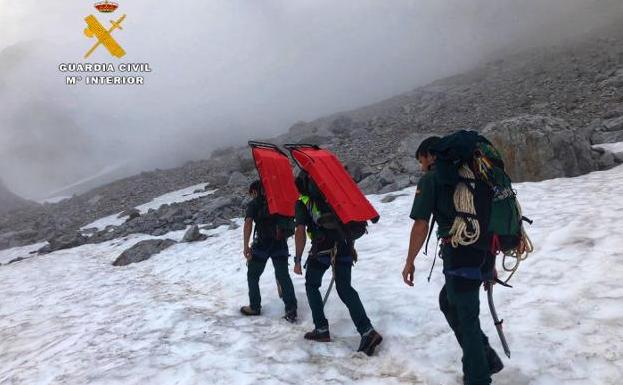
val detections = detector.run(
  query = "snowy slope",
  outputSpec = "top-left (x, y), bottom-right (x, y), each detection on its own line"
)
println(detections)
top-left (1, 166), bottom-right (622, 385)
top-left (82, 183), bottom-right (216, 231)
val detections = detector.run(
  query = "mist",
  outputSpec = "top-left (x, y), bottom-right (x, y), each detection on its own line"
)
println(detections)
top-left (1, 0), bottom-right (622, 199)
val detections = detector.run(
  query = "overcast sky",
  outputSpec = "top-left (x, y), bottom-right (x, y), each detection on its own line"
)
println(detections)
top-left (1, 0), bottom-right (621, 198)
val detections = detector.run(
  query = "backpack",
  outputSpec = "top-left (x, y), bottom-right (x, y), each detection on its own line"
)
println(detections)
top-left (299, 172), bottom-right (368, 241)
top-left (254, 194), bottom-right (295, 242)
top-left (430, 130), bottom-right (533, 257)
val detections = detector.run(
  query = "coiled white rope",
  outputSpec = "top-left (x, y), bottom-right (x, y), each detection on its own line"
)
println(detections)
top-left (501, 200), bottom-right (534, 283)
top-left (448, 163), bottom-right (535, 284)
top-left (449, 165), bottom-right (480, 247)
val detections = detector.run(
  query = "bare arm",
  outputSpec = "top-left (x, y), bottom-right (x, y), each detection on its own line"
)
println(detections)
top-left (243, 218), bottom-right (253, 260)
top-left (293, 225), bottom-right (306, 275)
top-left (402, 219), bottom-right (429, 286)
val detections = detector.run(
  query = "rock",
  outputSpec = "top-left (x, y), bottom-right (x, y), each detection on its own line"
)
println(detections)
top-left (593, 130), bottom-right (623, 144)
top-left (159, 206), bottom-right (186, 223)
top-left (382, 193), bottom-right (410, 203)
top-left (358, 175), bottom-right (382, 194)
top-left (344, 160), bottom-right (364, 182)
top-left (112, 239), bottom-right (176, 266)
top-left (614, 152), bottom-right (623, 164)
top-left (8, 256), bottom-right (27, 264)
top-left (41, 232), bottom-right (88, 253)
top-left (598, 151), bottom-right (616, 170)
top-left (603, 116), bottom-right (623, 132)
top-left (482, 115), bottom-right (598, 182)
top-left (182, 224), bottom-right (208, 242)
top-left (398, 133), bottom-right (431, 157)
top-left (328, 116), bottom-right (354, 136)
top-left (228, 221), bottom-right (240, 230)
top-left (201, 196), bottom-right (241, 214)
top-left (152, 228), bottom-right (168, 237)
top-left (81, 227), bottom-right (98, 235)
top-left (117, 208), bottom-right (140, 219)
top-left (378, 175), bottom-right (410, 194)
top-left (378, 166), bottom-right (396, 186)
top-left (202, 217), bottom-right (233, 230)
top-left (87, 195), bottom-right (103, 205)
top-left (396, 156), bottom-right (420, 174)
top-left (0, 179), bottom-right (37, 215)
top-left (297, 135), bottom-right (332, 145)
top-left (228, 171), bottom-right (251, 187)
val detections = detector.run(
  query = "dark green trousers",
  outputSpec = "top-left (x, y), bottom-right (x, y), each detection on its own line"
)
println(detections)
top-left (439, 277), bottom-right (491, 385)
top-left (305, 259), bottom-right (372, 335)
top-left (247, 256), bottom-right (297, 313)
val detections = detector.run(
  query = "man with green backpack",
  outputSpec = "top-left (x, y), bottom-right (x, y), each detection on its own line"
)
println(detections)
top-left (241, 180), bottom-right (298, 322)
top-left (402, 132), bottom-right (532, 385)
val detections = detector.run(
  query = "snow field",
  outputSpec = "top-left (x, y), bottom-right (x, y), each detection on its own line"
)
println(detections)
top-left (1, 166), bottom-right (622, 384)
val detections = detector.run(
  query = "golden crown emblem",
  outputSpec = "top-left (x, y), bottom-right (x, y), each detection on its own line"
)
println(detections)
top-left (94, 1), bottom-right (118, 13)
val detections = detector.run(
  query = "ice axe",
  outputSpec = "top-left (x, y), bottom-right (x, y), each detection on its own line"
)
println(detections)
top-left (486, 281), bottom-right (511, 358)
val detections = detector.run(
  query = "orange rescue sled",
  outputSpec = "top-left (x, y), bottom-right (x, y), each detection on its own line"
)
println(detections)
top-left (249, 141), bottom-right (299, 217)
top-left (285, 144), bottom-right (379, 224)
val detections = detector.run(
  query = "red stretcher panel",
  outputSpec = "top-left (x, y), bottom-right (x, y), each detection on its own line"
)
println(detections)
top-left (250, 145), bottom-right (299, 217)
top-left (289, 146), bottom-right (379, 224)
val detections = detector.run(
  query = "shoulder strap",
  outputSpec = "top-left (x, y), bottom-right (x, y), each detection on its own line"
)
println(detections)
top-left (423, 214), bottom-right (436, 256)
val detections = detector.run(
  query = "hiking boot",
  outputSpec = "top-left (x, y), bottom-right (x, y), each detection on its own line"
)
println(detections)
top-left (357, 329), bottom-right (383, 356)
top-left (304, 328), bottom-right (331, 342)
top-left (487, 346), bottom-right (504, 375)
top-left (240, 306), bottom-right (261, 316)
top-left (283, 309), bottom-right (298, 323)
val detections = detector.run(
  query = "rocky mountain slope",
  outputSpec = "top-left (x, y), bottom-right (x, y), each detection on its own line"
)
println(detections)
top-left (0, 180), bottom-right (36, 215)
top-left (1, 19), bottom-right (623, 251)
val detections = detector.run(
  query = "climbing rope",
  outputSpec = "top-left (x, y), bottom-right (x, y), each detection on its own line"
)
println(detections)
top-left (448, 164), bottom-right (535, 284)
top-left (500, 200), bottom-right (534, 284)
top-left (449, 165), bottom-right (481, 247)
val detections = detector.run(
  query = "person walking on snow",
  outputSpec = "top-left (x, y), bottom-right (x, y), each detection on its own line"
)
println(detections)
top-left (293, 173), bottom-right (382, 356)
top-left (402, 137), bottom-right (503, 385)
top-left (241, 180), bottom-right (298, 322)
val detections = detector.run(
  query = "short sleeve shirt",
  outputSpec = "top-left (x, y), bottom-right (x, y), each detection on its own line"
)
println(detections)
top-left (245, 198), bottom-right (259, 220)
top-left (410, 168), bottom-right (456, 238)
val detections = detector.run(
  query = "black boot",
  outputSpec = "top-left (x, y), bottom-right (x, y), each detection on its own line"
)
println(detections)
top-left (284, 309), bottom-right (297, 323)
top-left (240, 306), bottom-right (261, 316)
top-left (487, 346), bottom-right (504, 374)
top-left (357, 329), bottom-right (383, 356)
top-left (304, 328), bottom-right (331, 342)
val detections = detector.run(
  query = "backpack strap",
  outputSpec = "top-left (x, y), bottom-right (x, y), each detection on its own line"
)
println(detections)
top-left (423, 214), bottom-right (436, 256)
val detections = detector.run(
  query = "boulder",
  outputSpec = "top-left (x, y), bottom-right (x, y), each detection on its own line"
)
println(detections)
top-left (397, 133), bottom-right (432, 157)
top-left (182, 224), bottom-right (208, 242)
top-left (378, 166), bottom-right (397, 186)
top-left (597, 151), bottom-right (616, 170)
top-left (482, 115), bottom-right (598, 182)
top-left (603, 115), bottom-right (623, 132)
top-left (358, 175), bottom-right (382, 194)
top-left (41, 232), bottom-right (88, 254)
top-left (112, 239), bottom-right (176, 266)
top-left (592, 130), bottom-right (623, 144)
top-left (228, 171), bottom-right (251, 187)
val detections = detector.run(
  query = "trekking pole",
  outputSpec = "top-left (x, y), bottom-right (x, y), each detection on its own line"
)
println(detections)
top-left (486, 282), bottom-right (511, 358)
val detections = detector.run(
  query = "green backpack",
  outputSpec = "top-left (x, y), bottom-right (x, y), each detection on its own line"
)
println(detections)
top-left (430, 130), bottom-right (532, 256)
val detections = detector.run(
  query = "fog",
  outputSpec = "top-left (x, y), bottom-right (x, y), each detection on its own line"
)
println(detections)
top-left (1, 0), bottom-right (622, 198)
